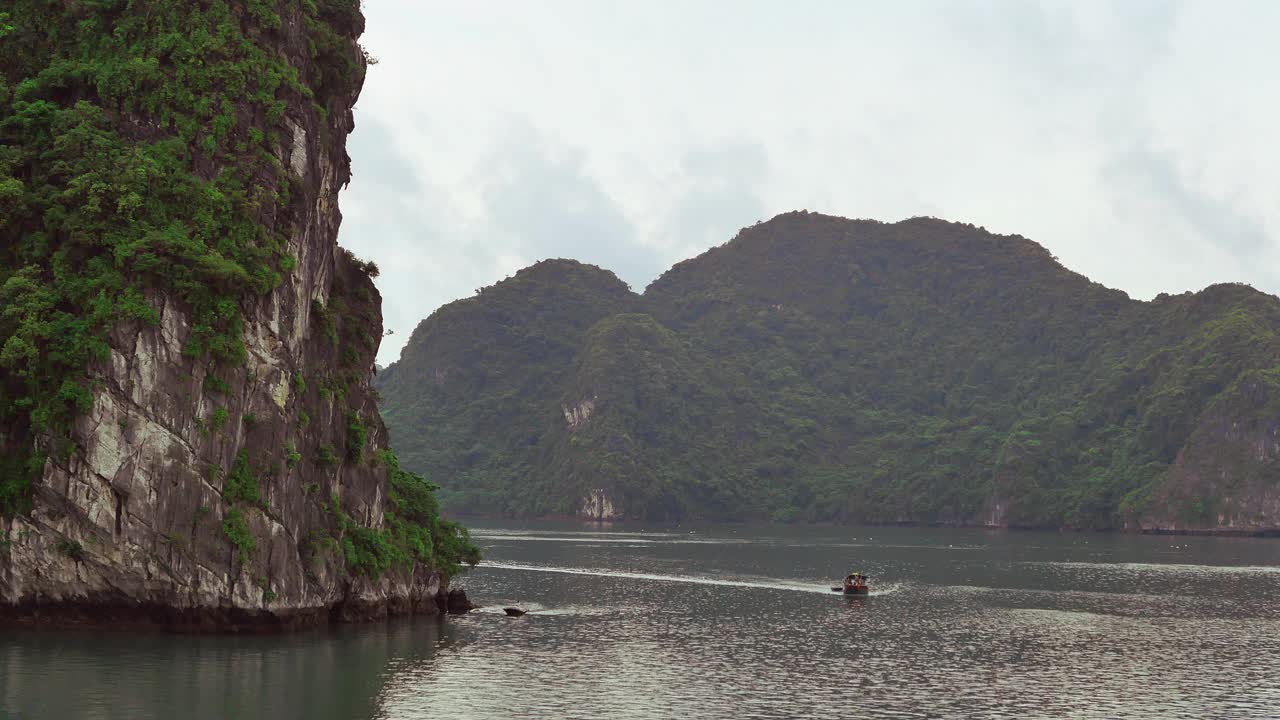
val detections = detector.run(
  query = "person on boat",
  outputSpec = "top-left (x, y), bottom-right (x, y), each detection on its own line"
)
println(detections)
top-left (843, 572), bottom-right (859, 592)
top-left (842, 572), bottom-right (868, 592)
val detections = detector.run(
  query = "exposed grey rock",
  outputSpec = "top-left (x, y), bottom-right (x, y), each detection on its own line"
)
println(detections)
top-left (0, 6), bottom-right (455, 631)
top-left (1137, 374), bottom-right (1280, 535)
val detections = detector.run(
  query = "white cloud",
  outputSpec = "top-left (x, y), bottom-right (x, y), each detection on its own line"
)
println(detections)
top-left (339, 0), bottom-right (1280, 365)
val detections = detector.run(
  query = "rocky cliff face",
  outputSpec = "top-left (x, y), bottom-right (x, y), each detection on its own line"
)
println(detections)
top-left (0, 2), bottom-right (467, 629)
top-left (1137, 371), bottom-right (1280, 534)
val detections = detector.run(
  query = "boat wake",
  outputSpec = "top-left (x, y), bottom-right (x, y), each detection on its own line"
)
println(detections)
top-left (1020, 560), bottom-right (1280, 575)
top-left (472, 532), bottom-right (751, 546)
top-left (479, 561), bottom-right (897, 596)
top-left (472, 603), bottom-right (621, 617)
top-left (472, 530), bottom-right (979, 551)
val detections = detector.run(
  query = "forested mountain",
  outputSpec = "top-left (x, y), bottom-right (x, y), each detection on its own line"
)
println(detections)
top-left (378, 212), bottom-right (1280, 532)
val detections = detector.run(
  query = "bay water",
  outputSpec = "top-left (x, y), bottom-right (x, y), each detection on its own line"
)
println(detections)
top-left (3, 522), bottom-right (1278, 718)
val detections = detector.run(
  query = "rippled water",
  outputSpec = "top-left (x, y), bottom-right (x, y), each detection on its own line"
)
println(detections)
top-left (3, 523), bottom-right (1279, 719)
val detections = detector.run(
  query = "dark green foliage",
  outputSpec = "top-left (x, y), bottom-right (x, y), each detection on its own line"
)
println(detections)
top-left (285, 443), bottom-right (301, 468)
top-left (378, 213), bottom-right (1280, 528)
top-left (383, 450), bottom-right (481, 576)
top-left (328, 451), bottom-right (480, 578)
top-left (302, 0), bottom-right (368, 109)
top-left (0, 451), bottom-right (41, 516)
top-left (345, 410), bottom-right (367, 462)
top-left (257, 576), bottom-right (277, 603)
top-left (323, 252), bottom-right (384, 403)
top-left (331, 500), bottom-right (397, 578)
top-left (217, 445), bottom-right (262, 558)
top-left (219, 448), bottom-right (260, 563)
top-left (375, 258), bottom-right (641, 514)
top-left (316, 444), bottom-right (338, 467)
top-left (55, 537), bottom-right (85, 561)
top-left (317, 374), bottom-right (347, 401)
top-left (0, 0), bottom-right (366, 515)
top-left (222, 507), bottom-right (256, 564)
top-left (210, 407), bottom-right (229, 433)
top-left (343, 248), bottom-right (380, 278)
top-left (312, 299), bottom-right (338, 346)
top-left (204, 374), bottom-right (232, 395)
top-left (222, 449), bottom-right (260, 506)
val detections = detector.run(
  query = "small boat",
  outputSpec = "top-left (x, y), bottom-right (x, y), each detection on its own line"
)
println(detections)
top-left (831, 571), bottom-right (869, 595)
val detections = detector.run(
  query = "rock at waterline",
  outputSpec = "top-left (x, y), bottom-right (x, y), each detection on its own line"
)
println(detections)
top-left (503, 608), bottom-right (527, 617)
top-left (438, 588), bottom-right (477, 615)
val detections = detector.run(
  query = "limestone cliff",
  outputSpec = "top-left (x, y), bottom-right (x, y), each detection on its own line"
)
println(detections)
top-left (1136, 370), bottom-right (1280, 534)
top-left (0, 1), bottom-right (474, 628)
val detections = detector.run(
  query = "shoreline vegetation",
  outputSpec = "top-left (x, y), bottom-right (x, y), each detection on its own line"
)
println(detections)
top-left (449, 513), bottom-right (1280, 539)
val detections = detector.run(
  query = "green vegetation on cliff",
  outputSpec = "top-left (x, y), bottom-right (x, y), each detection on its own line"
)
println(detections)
top-left (377, 212), bottom-right (1280, 529)
top-left (0, 1), bottom-right (477, 577)
top-left (0, 0), bottom-right (363, 512)
top-left (330, 451), bottom-right (481, 578)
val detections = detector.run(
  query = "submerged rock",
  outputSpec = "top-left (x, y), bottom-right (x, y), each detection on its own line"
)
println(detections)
top-left (446, 588), bottom-right (477, 615)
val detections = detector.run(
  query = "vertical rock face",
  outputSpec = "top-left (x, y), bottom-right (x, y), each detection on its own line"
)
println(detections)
top-left (563, 397), bottom-right (597, 431)
top-left (579, 490), bottom-right (618, 521)
top-left (1138, 373), bottom-right (1280, 534)
top-left (0, 3), bottom-right (455, 628)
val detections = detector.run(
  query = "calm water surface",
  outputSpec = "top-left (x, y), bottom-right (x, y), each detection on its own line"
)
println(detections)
top-left (3, 522), bottom-right (1279, 719)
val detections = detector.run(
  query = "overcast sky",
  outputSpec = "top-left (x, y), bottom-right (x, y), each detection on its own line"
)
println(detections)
top-left (337, 0), bottom-right (1280, 366)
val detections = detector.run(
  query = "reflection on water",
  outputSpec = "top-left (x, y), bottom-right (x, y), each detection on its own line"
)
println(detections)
top-left (0, 618), bottom-right (464, 720)
top-left (3, 523), bottom-right (1279, 719)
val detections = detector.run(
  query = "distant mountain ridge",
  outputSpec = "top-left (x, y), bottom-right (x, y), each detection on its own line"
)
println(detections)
top-left (377, 211), bottom-right (1280, 533)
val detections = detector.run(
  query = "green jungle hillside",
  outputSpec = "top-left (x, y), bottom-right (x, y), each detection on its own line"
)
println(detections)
top-left (377, 212), bottom-right (1280, 531)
